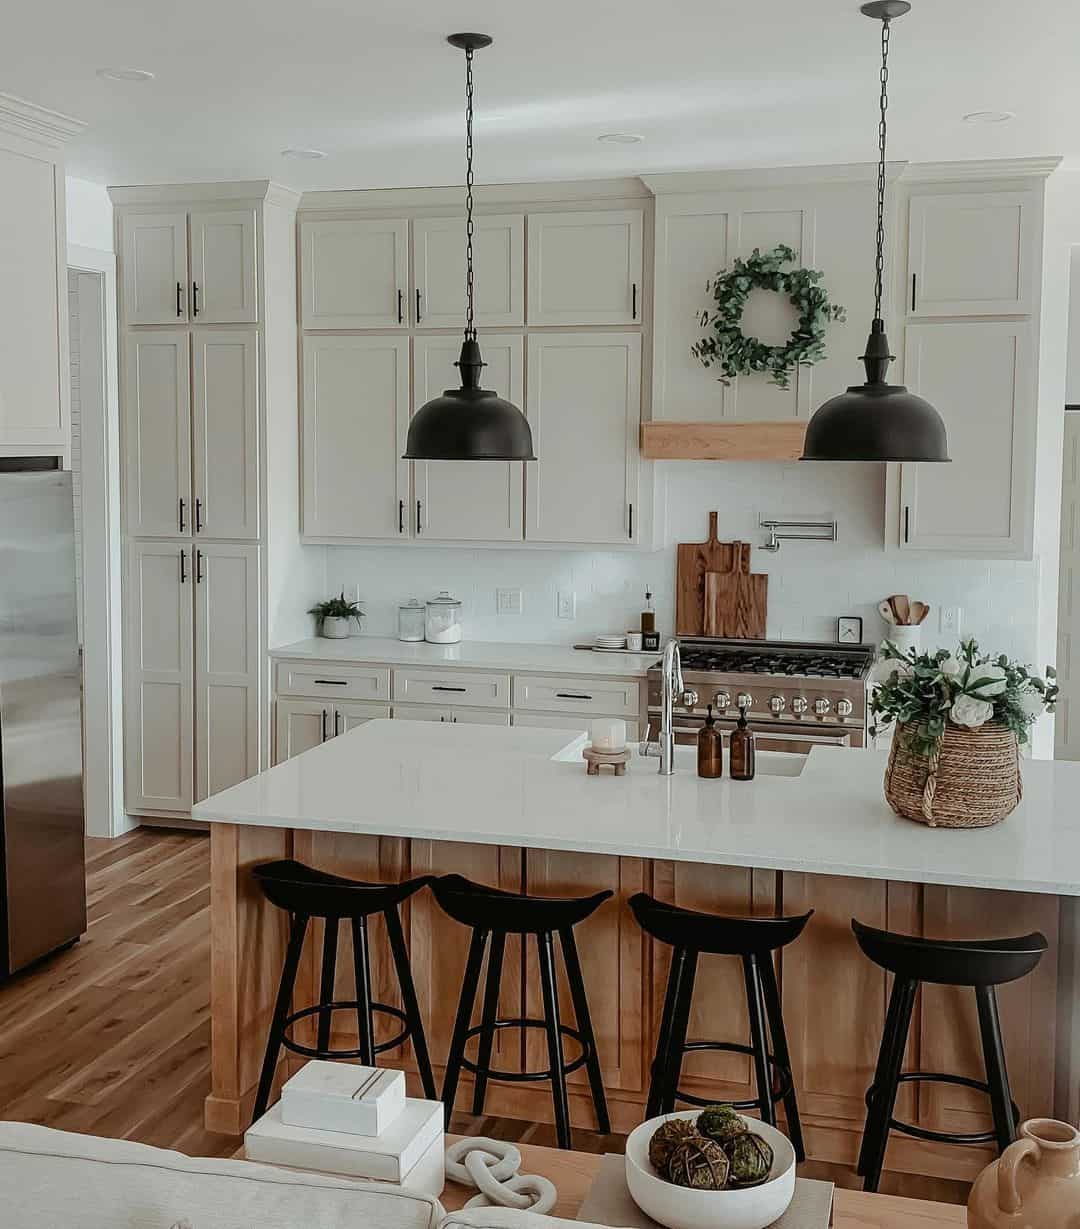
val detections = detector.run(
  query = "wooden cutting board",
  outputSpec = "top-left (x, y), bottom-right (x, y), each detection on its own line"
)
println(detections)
top-left (704, 569), bottom-right (768, 639)
top-left (675, 512), bottom-right (751, 635)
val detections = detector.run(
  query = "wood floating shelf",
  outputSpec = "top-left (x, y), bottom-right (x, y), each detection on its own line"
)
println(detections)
top-left (640, 420), bottom-right (808, 462)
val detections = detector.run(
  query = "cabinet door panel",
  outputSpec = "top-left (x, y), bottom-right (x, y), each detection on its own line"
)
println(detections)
top-left (448, 708), bottom-right (511, 727)
top-left (124, 540), bottom-right (193, 813)
top-left (908, 192), bottom-right (1035, 316)
top-left (525, 333), bottom-right (641, 544)
top-left (122, 331), bottom-right (191, 537)
top-left (528, 210), bottom-right (643, 325)
top-left (192, 330), bottom-right (259, 539)
top-left (274, 698), bottom-right (329, 763)
top-left (335, 701), bottom-right (391, 735)
top-left (121, 212), bottom-right (189, 325)
top-left (900, 322), bottom-right (1033, 556)
top-left (301, 219), bottom-right (408, 328)
top-left (194, 543), bottom-right (260, 802)
top-left (391, 704), bottom-right (452, 722)
top-left (302, 335), bottom-right (409, 539)
top-left (414, 214), bottom-right (524, 327)
top-left (189, 209), bottom-right (258, 323)
top-left (413, 336), bottom-right (524, 541)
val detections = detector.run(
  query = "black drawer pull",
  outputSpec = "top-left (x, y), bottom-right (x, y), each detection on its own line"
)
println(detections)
top-left (431, 685), bottom-right (468, 693)
top-left (556, 692), bottom-right (593, 701)
top-left (314, 678), bottom-right (348, 686)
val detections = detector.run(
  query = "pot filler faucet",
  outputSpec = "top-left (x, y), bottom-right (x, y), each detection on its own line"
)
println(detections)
top-left (642, 638), bottom-right (699, 775)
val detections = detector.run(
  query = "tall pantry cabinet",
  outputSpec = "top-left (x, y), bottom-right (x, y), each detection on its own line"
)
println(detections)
top-left (113, 181), bottom-right (312, 820)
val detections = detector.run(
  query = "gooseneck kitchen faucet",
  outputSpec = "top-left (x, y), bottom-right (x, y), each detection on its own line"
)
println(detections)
top-left (649, 638), bottom-right (699, 775)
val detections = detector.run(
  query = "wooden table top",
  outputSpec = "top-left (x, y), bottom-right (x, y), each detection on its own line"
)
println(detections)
top-left (442, 1137), bottom-right (968, 1228)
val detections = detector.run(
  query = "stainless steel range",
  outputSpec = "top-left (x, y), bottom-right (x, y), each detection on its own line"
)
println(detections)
top-left (646, 637), bottom-right (875, 754)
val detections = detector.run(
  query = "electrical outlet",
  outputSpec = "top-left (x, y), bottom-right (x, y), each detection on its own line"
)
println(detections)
top-left (940, 605), bottom-right (961, 637)
top-left (496, 588), bottom-right (522, 615)
top-left (556, 590), bottom-right (576, 620)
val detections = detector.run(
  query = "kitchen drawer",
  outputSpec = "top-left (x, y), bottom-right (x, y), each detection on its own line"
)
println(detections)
top-left (392, 667), bottom-right (510, 709)
top-left (275, 659), bottom-right (390, 702)
top-left (513, 711), bottom-right (640, 739)
top-left (511, 674), bottom-right (641, 718)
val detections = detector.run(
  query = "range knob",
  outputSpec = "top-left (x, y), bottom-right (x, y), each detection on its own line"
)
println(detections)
top-left (813, 697), bottom-right (831, 717)
top-left (768, 695), bottom-right (786, 716)
top-left (836, 698), bottom-right (854, 719)
top-left (713, 690), bottom-right (732, 712)
top-left (681, 689), bottom-right (700, 710)
top-left (791, 696), bottom-right (808, 716)
top-left (735, 692), bottom-right (754, 711)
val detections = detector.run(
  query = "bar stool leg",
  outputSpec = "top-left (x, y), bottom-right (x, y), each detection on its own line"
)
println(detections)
top-left (743, 955), bottom-right (776, 1128)
top-left (253, 912), bottom-right (309, 1125)
top-left (316, 918), bottom-right (339, 1054)
top-left (472, 930), bottom-right (506, 1115)
top-left (646, 946), bottom-right (684, 1118)
top-left (350, 917), bottom-right (375, 1066)
top-left (975, 985), bottom-right (1019, 1153)
top-left (660, 948), bottom-right (699, 1115)
top-left (857, 972), bottom-right (913, 1177)
top-left (441, 928), bottom-right (488, 1127)
top-left (758, 952), bottom-right (805, 1162)
top-left (384, 905), bottom-right (437, 1099)
top-left (861, 976), bottom-right (917, 1193)
top-left (559, 926), bottom-right (611, 1134)
top-left (537, 929), bottom-right (572, 1149)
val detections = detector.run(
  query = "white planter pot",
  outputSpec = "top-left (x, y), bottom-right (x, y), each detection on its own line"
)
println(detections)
top-left (321, 617), bottom-right (352, 639)
top-left (887, 625), bottom-right (922, 655)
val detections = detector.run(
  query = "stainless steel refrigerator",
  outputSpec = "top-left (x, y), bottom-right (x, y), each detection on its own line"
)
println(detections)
top-left (0, 468), bottom-right (86, 976)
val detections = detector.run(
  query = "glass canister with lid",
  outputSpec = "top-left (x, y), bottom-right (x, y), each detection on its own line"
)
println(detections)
top-left (425, 591), bottom-right (463, 644)
top-left (398, 598), bottom-right (426, 642)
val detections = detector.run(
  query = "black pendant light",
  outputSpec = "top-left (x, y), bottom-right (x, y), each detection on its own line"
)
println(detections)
top-left (802, 1), bottom-right (949, 463)
top-left (404, 34), bottom-right (535, 462)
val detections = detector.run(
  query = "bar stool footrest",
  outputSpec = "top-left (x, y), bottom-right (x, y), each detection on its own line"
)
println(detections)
top-left (671, 1041), bottom-right (794, 1110)
top-left (866, 1071), bottom-right (1020, 1147)
top-left (459, 1017), bottom-right (591, 1083)
top-left (281, 1000), bottom-right (411, 1060)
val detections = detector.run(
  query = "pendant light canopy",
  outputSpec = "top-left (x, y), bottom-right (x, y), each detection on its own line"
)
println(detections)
top-left (802, 1), bottom-right (949, 463)
top-left (404, 34), bottom-right (535, 462)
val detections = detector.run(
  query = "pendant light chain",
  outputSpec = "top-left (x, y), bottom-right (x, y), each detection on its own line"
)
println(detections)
top-left (464, 46), bottom-right (477, 341)
top-left (873, 16), bottom-right (891, 321)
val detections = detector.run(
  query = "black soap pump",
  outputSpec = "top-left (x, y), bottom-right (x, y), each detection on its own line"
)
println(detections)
top-left (729, 705), bottom-right (756, 781)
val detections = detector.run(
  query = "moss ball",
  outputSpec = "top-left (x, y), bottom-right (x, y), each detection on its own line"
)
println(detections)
top-left (696, 1103), bottom-right (748, 1145)
top-left (666, 1136), bottom-right (731, 1190)
top-left (724, 1131), bottom-right (774, 1187)
top-left (647, 1117), bottom-right (699, 1175)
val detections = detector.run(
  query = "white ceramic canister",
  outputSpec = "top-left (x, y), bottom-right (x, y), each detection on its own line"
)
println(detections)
top-left (887, 624), bottom-right (922, 655)
top-left (425, 591), bottom-right (463, 644)
top-left (398, 598), bottom-right (426, 642)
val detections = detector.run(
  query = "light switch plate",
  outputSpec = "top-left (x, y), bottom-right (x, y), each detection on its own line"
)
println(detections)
top-left (497, 588), bottom-right (522, 615)
top-left (940, 605), bottom-right (961, 636)
top-left (557, 590), bottom-right (576, 620)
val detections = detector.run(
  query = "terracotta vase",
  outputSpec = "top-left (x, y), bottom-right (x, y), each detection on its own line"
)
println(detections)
top-left (968, 1119), bottom-right (1080, 1229)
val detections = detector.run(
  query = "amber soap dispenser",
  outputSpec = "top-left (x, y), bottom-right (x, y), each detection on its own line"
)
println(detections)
top-left (730, 704), bottom-right (756, 781)
top-left (697, 705), bottom-right (723, 779)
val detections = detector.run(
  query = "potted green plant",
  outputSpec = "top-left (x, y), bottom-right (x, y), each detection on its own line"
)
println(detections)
top-left (870, 639), bottom-right (1057, 828)
top-left (308, 592), bottom-right (364, 640)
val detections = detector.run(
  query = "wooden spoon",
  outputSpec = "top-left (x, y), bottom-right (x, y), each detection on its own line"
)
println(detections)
top-left (889, 594), bottom-right (912, 625)
top-left (910, 600), bottom-right (930, 625)
top-left (878, 599), bottom-right (897, 626)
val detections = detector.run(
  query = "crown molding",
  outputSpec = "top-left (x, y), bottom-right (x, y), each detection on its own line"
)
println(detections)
top-left (641, 162), bottom-right (907, 194)
top-left (298, 175), bottom-right (650, 213)
top-left (0, 92), bottom-right (85, 152)
top-left (107, 179), bottom-right (298, 207)
top-left (902, 157), bottom-right (1063, 183)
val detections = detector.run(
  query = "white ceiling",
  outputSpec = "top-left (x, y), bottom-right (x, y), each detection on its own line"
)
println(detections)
top-left (8, 0), bottom-right (1080, 191)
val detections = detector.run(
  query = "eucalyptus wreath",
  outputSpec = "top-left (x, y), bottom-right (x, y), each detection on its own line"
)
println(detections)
top-left (691, 244), bottom-right (846, 389)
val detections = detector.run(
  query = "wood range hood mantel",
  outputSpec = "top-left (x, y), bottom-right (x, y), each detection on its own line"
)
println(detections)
top-left (640, 420), bottom-right (808, 462)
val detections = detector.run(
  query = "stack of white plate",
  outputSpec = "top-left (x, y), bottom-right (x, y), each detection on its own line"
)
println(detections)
top-left (596, 634), bottom-right (627, 650)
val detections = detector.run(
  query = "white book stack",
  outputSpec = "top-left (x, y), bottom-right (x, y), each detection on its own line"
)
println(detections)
top-left (245, 1063), bottom-right (445, 1197)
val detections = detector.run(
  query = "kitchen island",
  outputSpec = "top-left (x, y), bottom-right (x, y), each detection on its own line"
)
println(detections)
top-left (196, 720), bottom-right (1080, 1181)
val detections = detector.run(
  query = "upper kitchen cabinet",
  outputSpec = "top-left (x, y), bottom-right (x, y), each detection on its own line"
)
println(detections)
top-left (120, 212), bottom-right (189, 324)
top-left (413, 335), bottom-right (524, 541)
top-left (413, 214), bottom-right (524, 328)
top-left (189, 209), bottom-right (258, 323)
top-left (300, 218), bottom-right (409, 329)
top-left (302, 334), bottom-right (409, 540)
top-left (899, 321), bottom-right (1034, 557)
top-left (907, 190), bottom-right (1037, 317)
top-left (525, 333), bottom-right (642, 545)
top-left (527, 209), bottom-right (643, 326)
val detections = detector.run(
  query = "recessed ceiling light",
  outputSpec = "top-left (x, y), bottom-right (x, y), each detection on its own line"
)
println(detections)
top-left (963, 110), bottom-right (1014, 124)
top-left (281, 148), bottom-right (328, 160)
top-left (598, 132), bottom-right (644, 144)
top-left (97, 67), bottom-right (155, 83)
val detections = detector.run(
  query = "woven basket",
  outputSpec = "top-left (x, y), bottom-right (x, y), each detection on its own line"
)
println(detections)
top-left (884, 720), bottom-right (1022, 828)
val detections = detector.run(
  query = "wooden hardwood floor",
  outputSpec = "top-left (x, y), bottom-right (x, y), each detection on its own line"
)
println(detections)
top-left (0, 828), bottom-right (967, 1205)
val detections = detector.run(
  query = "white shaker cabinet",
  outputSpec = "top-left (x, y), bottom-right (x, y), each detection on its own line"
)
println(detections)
top-left (192, 330), bottom-right (260, 539)
top-left (275, 698), bottom-right (389, 762)
top-left (413, 214), bottom-right (524, 328)
top-left (121, 212), bottom-right (189, 324)
top-left (189, 209), bottom-right (258, 323)
top-left (907, 191), bottom-right (1036, 317)
top-left (899, 321), bottom-right (1034, 556)
top-left (124, 540), bottom-right (194, 814)
top-left (525, 333), bottom-right (642, 545)
top-left (122, 331), bottom-right (191, 537)
top-left (300, 218), bottom-right (409, 328)
top-left (527, 210), bottom-right (643, 325)
top-left (302, 335), bottom-right (410, 539)
top-left (412, 335), bottom-right (524, 541)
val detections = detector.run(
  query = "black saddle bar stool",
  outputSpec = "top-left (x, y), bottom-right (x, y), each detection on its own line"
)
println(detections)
top-left (251, 859), bottom-right (436, 1125)
top-left (433, 873), bottom-right (613, 1150)
top-left (630, 892), bottom-right (812, 1163)
top-left (853, 918), bottom-right (1048, 1192)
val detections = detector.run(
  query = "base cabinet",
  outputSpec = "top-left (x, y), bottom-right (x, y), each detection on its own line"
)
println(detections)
top-left (274, 698), bottom-right (390, 763)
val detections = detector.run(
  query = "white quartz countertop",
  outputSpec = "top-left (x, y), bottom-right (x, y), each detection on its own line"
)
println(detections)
top-left (194, 719), bottom-right (1080, 897)
top-left (268, 636), bottom-right (658, 678)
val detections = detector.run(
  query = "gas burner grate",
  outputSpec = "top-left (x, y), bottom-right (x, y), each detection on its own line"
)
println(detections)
top-left (678, 646), bottom-right (871, 680)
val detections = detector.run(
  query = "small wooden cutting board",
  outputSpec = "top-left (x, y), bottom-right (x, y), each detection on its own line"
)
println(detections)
top-left (675, 511), bottom-right (751, 635)
top-left (704, 570), bottom-right (768, 639)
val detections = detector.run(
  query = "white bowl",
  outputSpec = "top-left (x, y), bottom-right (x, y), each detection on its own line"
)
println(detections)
top-left (625, 1112), bottom-right (796, 1229)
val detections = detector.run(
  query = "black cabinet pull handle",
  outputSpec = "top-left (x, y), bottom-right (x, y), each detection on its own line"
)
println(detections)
top-left (632, 282), bottom-right (638, 320)
top-left (334, 710), bottom-right (343, 736)
top-left (911, 273), bottom-right (917, 312)
top-left (321, 709), bottom-right (328, 742)
top-left (416, 499), bottom-right (422, 535)
top-left (179, 548), bottom-right (187, 584)
top-left (195, 498), bottom-right (203, 533)
top-left (178, 497), bottom-right (186, 533)
top-left (416, 288), bottom-right (422, 323)
top-left (314, 679), bottom-right (348, 686)
top-left (195, 549), bottom-right (204, 583)
top-left (397, 289), bottom-right (404, 324)
top-left (192, 281), bottom-right (200, 317)
top-left (556, 692), bottom-right (593, 701)
top-left (432, 685), bottom-right (467, 693)
top-left (176, 281), bottom-right (183, 318)
top-left (399, 499), bottom-right (405, 534)
top-left (628, 502), bottom-right (634, 539)
top-left (903, 505), bottom-right (911, 543)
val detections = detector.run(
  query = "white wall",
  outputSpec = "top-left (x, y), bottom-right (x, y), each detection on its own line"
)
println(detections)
top-left (65, 176), bottom-right (113, 252)
top-left (1067, 246), bottom-right (1080, 405)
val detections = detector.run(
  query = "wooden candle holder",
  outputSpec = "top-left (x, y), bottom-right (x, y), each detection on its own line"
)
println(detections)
top-left (582, 745), bottom-right (631, 776)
